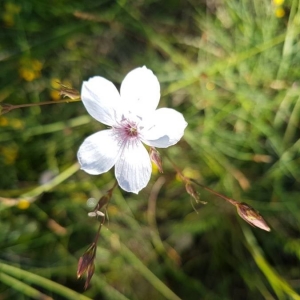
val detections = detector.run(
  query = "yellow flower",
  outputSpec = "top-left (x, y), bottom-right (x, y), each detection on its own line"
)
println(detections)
top-left (19, 58), bottom-right (43, 81)
top-left (0, 117), bottom-right (9, 126)
top-left (273, 0), bottom-right (284, 6)
top-left (19, 68), bottom-right (36, 81)
top-left (17, 199), bottom-right (30, 210)
top-left (50, 78), bottom-right (61, 89)
top-left (275, 7), bottom-right (285, 18)
top-left (50, 90), bottom-right (61, 100)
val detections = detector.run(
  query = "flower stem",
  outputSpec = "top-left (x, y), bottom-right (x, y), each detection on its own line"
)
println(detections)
top-left (187, 178), bottom-right (238, 206)
top-left (15, 98), bottom-right (81, 108)
top-left (165, 153), bottom-right (270, 231)
top-left (1, 98), bottom-right (81, 115)
top-left (94, 215), bottom-right (105, 244)
top-left (165, 153), bottom-right (238, 206)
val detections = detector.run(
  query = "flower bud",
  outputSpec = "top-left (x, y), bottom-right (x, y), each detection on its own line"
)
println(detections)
top-left (236, 202), bottom-right (270, 232)
top-left (84, 263), bottom-right (95, 290)
top-left (58, 82), bottom-right (80, 99)
top-left (149, 147), bottom-right (163, 173)
top-left (77, 243), bottom-right (96, 279)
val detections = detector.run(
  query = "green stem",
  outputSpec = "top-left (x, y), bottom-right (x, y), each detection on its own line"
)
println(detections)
top-left (0, 262), bottom-right (92, 300)
top-left (101, 229), bottom-right (182, 300)
top-left (0, 272), bottom-right (53, 300)
top-left (21, 162), bottom-right (80, 199)
top-left (243, 227), bottom-right (300, 300)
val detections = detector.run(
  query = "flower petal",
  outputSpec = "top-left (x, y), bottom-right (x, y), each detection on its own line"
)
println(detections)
top-left (78, 129), bottom-right (121, 175)
top-left (120, 66), bottom-right (160, 116)
top-left (115, 141), bottom-right (152, 194)
top-left (142, 108), bottom-right (187, 148)
top-left (81, 76), bottom-right (121, 126)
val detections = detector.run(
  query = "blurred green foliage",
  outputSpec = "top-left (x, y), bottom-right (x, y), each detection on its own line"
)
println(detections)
top-left (1, 0), bottom-right (300, 299)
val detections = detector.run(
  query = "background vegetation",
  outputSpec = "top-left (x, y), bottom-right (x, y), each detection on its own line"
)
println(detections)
top-left (1, 0), bottom-right (300, 299)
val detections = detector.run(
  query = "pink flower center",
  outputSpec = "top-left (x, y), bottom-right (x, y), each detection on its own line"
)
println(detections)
top-left (113, 118), bottom-right (140, 142)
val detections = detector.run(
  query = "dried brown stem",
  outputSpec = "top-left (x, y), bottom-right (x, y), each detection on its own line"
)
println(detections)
top-left (165, 153), bottom-right (270, 231)
top-left (0, 97), bottom-right (81, 115)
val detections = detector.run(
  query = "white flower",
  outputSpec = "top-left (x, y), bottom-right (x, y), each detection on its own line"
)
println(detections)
top-left (77, 66), bottom-right (187, 194)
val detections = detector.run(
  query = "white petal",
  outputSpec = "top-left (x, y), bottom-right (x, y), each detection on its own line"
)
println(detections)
top-left (120, 66), bottom-right (160, 116)
top-left (115, 141), bottom-right (152, 194)
top-left (142, 108), bottom-right (187, 148)
top-left (81, 76), bottom-right (121, 126)
top-left (77, 129), bottom-right (121, 175)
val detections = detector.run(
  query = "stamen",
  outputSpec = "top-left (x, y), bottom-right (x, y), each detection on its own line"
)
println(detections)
top-left (113, 118), bottom-right (140, 142)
